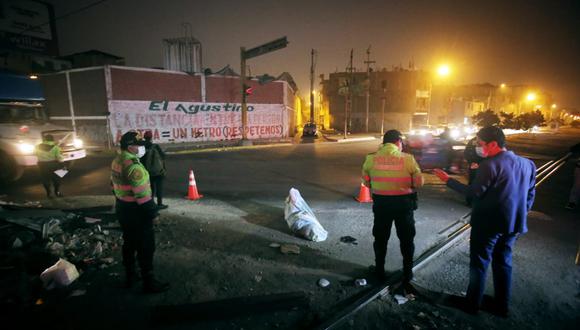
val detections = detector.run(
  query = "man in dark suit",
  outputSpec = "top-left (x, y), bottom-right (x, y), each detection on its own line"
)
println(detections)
top-left (433, 126), bottom-right (536, 317)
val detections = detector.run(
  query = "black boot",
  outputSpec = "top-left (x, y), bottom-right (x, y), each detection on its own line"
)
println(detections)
top-left (43, 184), bottom-right (52, 198)
top-left (143, 274), bottom-right (169, 294)
top-left (374, 264), bottom-right (386, 282)
top-left (124, 268), bottom-right (140, 288)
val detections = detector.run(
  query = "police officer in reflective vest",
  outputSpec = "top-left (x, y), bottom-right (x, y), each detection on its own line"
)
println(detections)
top-left (35, 134), bottom-right (64, 197)
top-left (111, 131), bottom-right (169, 293)
top-left (362, 129), bottom-right (424, 288)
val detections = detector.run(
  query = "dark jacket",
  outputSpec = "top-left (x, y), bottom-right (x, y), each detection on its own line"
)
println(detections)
top-left (141, 142), bottom-right (166, 177)
top-left (447, 150), bottom-right (536, 235)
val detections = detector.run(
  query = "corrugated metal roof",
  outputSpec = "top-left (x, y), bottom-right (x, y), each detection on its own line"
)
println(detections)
top-left (0, 72), bottom-right (44, 101)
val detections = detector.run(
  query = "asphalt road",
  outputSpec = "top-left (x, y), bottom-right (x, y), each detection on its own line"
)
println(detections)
top-left (2, 129), bottom-right (579, 328)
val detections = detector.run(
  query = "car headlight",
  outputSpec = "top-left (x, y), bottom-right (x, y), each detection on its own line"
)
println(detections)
top-left (73, 138), bottom-right (84, 148)
top-left (450, 129), bottom-right (461, 139)
top-left (18, 142), bottom-right (35, 155)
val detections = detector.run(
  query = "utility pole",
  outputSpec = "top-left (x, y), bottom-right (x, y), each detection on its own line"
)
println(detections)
top-left (240, 47), bottom-right (248, 141)
top-left (344, 49), bottom-right (354, 139)
top-left (364, 46), bottom-right (375, 133)
top-left (381, 80), bottom-right (386, 135)
top-left (240, 37), bottom-right (288, 145)
top-left (309, 49), bottom-right (316, 124)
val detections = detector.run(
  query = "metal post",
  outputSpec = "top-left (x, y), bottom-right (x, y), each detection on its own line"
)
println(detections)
top-left (65, 71), bottom-right (77, 140)
top-left (310, 49), bottom-right (315, 124)
top-left (381, 95), bottom-right (385, 136)
top-left (427, 82), bottom-right (432, 126)
top-left (344, 95), bottom-right (348, 140)
top-left (240, 47), bottom-right (248, 142)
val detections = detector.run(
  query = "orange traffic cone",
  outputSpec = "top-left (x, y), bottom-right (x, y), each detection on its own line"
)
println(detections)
top-left (355, 183), bottom-right (372, 203)
top-left (185, 170), bottom-right (203, 200)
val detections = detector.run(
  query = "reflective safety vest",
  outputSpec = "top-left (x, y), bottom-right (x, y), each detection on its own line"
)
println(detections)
top-left (362, 143), bottom-right (424, 196)
top-left (35, 141), bottom-right (64, 162)
top-left (111, 150), bottom-right (152, 205)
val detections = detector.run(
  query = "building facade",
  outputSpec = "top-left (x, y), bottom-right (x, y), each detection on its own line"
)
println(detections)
top-left (321, 67), bottom-right (431, 133)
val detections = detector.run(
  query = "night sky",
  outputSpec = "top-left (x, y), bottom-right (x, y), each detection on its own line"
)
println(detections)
top-left (47, 0), bottom-right (580, 109)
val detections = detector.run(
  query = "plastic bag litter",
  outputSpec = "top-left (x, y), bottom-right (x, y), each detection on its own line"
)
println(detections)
top-left (40, 258), bottom-right (80, 290)
top-left (284, 188), bottom-right (328, 242)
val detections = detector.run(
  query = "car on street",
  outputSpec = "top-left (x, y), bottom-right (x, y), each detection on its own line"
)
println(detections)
top-left (303, 122), bottom-right (317, 137)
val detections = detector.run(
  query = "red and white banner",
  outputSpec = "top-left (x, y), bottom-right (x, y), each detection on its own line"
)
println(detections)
top-left (109, 100), bottom-right (288, 143)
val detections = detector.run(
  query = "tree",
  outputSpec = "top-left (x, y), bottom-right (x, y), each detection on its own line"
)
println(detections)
top-left (471, 109), bottom-right (500, 127)
top-left (515, 110), bottom-right (545, 131)
top-left (499, 111), bottom-right (517, 129)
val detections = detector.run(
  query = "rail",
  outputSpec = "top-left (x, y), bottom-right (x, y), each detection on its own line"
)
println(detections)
top-left (314, 150), bottom-right (575, 329)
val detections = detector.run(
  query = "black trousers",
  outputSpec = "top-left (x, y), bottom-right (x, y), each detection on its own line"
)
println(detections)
top-left (150, 175), bottom-right (164, 205)
top-left (116, 200), bottom-right (155, 277)
top-left (466, 167), bottom-right (478, 206)
top-left (37, 161), bottom-right (61, 195)
top-left (372, 194), bottom-right (416, 282)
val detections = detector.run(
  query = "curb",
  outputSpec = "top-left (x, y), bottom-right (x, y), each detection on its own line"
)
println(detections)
top-left (324, 136), bottom-right (377, 143)
top-left (166, 143), bottom-right (293, 155)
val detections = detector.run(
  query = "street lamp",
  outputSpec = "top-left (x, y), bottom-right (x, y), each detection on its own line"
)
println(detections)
top-left (437, 64), bottom-right (451, 77)
top-left (526, 92), bottom-right (536, 102)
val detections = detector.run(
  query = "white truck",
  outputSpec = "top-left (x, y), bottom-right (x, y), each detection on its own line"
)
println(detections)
top-left (0, 72), bottom-right (86, 182)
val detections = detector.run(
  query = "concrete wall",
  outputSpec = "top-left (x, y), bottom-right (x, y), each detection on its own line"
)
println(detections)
top-left (42, 67), bottom-right (110, 144)
top-left (42, 65), bottom-right (298, 145)
top-left (111, 67), bottom-right (200, 102)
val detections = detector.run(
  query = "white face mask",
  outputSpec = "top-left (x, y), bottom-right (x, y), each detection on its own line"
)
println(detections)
top-left (129, 146), bottom-right (145, 158)
top-left (475, 146), bottom-right (487, 158)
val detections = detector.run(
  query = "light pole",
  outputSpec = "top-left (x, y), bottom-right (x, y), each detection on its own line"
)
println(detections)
top-left (380, 80), bottom-right (386, 135)
top-left (433, 63), bottom-right (452, 124)
top-left (550, 103), bottom-right (557, 121)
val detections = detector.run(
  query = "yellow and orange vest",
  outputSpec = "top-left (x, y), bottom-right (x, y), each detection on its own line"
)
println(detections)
top-left (362, 143), bottom-right (424, 196)
top-left (111, 150), bottom-right (152, 204)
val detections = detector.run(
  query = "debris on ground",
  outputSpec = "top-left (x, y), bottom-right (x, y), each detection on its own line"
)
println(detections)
top-left (84, 217), bottom-right (101, 224)
top-left (318, 278), bottom-right (330, 288)
top-left (0, 205), bottom-right (121, 307)
top-left (40, 258), bottom-right (80, 289)
top-left (339, 236), bottom-right (358, 245)
top-left (280, 244), bottom-right (301, 255)
top-left (394, 294), bottom-right (409, 305)
top-left (354, 278), bottom-right (367, 287)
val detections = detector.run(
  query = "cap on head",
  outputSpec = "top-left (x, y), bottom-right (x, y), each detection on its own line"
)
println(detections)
top-left (383, 129), bottom-right (403, 144)
top-left (120, 131), bottom-right (145, 149)
top-left (43, 134), bottom-right (54, 142)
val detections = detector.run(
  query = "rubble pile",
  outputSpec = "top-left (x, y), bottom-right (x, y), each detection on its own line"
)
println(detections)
top-left (0, 206), bottom-right (122, 274)
top-left (43, 214), bottom-right (122, 268)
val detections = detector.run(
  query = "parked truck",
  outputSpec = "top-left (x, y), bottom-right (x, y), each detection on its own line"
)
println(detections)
top-left (0, 71), bottom-right (86, 182)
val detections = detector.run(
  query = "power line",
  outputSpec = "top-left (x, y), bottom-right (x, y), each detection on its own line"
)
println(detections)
top-left (16, 0), bottom-right (110, 36)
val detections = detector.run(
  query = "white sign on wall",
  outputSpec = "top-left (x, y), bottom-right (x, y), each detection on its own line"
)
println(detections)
top-left (109, 100), bottom-right (288, 143)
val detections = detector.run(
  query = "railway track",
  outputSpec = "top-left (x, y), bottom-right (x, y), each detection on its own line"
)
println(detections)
top-left (314, 151), bottom-right (573, 330)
